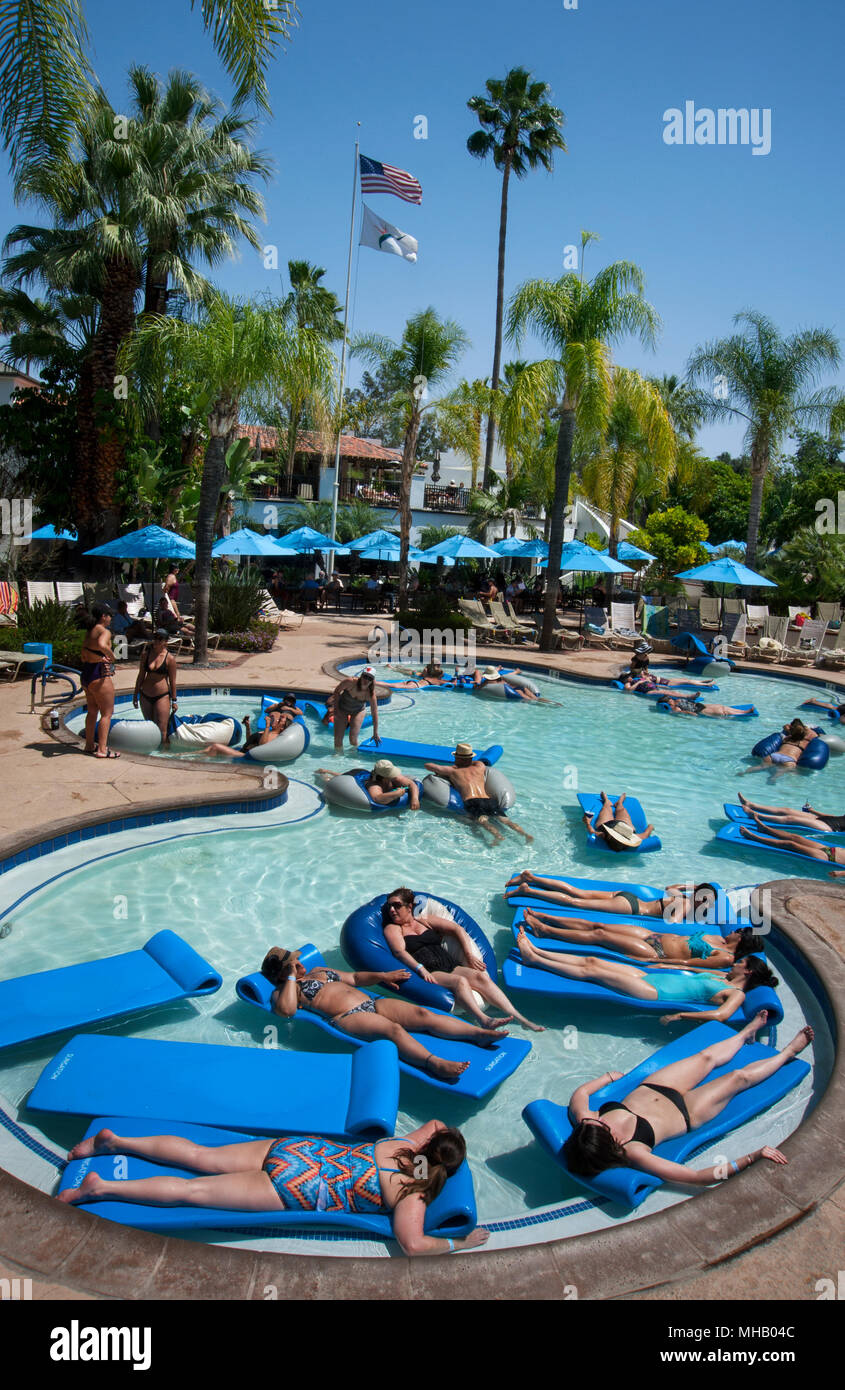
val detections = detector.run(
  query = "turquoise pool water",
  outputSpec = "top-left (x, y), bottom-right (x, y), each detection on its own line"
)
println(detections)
top-left (1, 663), bottom-right (839, 1245)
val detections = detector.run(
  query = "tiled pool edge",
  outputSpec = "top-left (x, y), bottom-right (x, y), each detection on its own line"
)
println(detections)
top-left (0, 879), bottom-right (841, 1300)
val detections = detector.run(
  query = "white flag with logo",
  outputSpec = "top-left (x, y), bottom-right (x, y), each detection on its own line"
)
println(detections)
top-left (360, 202), bottom-right (418, 262)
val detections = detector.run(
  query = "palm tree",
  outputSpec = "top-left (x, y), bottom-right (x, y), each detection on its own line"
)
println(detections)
top-left (0, 1), bottom-right (297, 175)
top-left (507, 231), bottom-right (661, 649)
top-left (467, 67), bottom-right (566, 488)
top-left (353, 308), bottom-right (469, 606)
top-left (581, 369), bottom-right (675, 557)
top-left (687, 312), bottom-right (841, 566)
top-left (123, 294), bottom-right (305, 661)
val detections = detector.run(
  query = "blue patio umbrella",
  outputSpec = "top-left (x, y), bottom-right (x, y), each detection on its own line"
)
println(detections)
top-left (418, 534), bottom-right (501, 561)
top-left (347, 529), bottom-right (400, 551)
top-left (30, 524), bottom-right (78, 542)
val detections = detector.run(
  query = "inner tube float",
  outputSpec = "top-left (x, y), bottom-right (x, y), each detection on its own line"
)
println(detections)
top-left (322, 768), bottom-right (423, 813)
top-left (751, 727), bottom-right (830, 770)
top-left (245, 714), bottom-right (310, 763)
top-left (168, 713), bottom-right (243, 747)
top-left (340, 891), bottom-right (498, 1011)
top-left (104, 718), bottom-right (162, 752)
top-left (422, 763), bottom-right (516, 813)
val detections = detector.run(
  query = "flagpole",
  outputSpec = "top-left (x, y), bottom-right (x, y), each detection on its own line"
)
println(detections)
top-left (328, 128), bottom-right (360, 572)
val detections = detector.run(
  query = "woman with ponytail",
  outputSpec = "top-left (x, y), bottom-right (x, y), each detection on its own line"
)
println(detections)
top-left (59, 1119), bottom-right (490, 1258)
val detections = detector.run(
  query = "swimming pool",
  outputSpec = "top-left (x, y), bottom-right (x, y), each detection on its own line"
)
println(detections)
top-left (0, 662), bottom-right (839, 1253)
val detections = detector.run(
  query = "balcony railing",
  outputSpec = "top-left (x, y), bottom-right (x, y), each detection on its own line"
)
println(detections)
top-left (424, 484), bottom-right (471, 512)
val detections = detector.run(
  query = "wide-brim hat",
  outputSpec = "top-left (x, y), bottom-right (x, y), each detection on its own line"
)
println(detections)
top-left (604, 821), bottom-right (643, 849)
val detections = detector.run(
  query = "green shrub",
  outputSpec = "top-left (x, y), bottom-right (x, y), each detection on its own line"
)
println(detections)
top-left (217, 619), bottom-right (278, 654)
top-left (209, 570), bottom-right (266, 632)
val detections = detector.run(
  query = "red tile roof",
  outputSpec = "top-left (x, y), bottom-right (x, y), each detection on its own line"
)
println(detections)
top-left (238, 424), bottom-right (403, 462)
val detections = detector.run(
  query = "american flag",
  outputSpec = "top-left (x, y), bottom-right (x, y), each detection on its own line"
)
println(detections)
top-left (359, 154), bottom-right (422, 204)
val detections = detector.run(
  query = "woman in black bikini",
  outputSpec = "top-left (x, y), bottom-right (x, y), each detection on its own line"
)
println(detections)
top-left (133, 629), bottom-right (178, 745)
top-left (79, 605), bottom-right (119, 759)
top-left (382, 888), bottom-right (543, 1031)
top-left (506, 872), bottom-right (719, 924)
top-left (261, 947), bottom-right (511, 1083)
top-left (329, 669), bottom-right (380, 753)
top-left (564, 1014), bottom-right (813, 1185)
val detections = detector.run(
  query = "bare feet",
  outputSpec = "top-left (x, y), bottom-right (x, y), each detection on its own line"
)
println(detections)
top-left (68, 1127), bottom-right (118, 1160)
top-left (424, 1055), bottom-right (470, 1082)
top-left (57, 1172), bottom-right (103, 1204)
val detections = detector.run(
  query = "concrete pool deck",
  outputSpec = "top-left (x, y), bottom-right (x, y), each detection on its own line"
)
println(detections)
top-left (0, 615), bottom-right (843, 1299)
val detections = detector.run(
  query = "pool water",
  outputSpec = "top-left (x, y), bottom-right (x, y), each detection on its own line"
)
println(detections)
top-left (1, 663), bottom-right (839, 1245)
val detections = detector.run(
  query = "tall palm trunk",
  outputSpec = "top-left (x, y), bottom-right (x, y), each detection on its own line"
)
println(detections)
top-left (745, 436), bottom-right (767, 569)
top-left (482, 153), bottom-right (512, 489)
top-left (398, 409), bottom-right (422, 608)
top-left (540, 404), bottom-right (576, 651)
top-left (194, 396), bottom-right (238, 664)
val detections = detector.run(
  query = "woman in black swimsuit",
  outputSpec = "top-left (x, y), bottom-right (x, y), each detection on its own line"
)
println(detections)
top-left (261, 947), bottom-right (511, 1083)
top-left (565, 1013), bottom-right (813, 1185)
top-left (381, 888), bottom-right (543, 1031)
top-left (79, 605), bottom-right (119, 759)
top-left (133, 630), bottom-right (178, 745)
top-left (329, 669), bottom-right (380, 753)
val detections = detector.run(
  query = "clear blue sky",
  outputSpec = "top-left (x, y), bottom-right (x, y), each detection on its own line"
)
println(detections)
top-left (2, 0), bottom-right (843, 457)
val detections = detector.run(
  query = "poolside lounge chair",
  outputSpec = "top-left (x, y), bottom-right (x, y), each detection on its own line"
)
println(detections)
top-left (26, 581), bottom-right (56, 607)
top-left (698, 596), bottom-right (721, 630)
top-left (55, 581), bottom-right (85, 608)
top-left (608, 602), bottom-right (640, 646)
top-left (781, 619), bottom-right (828, 666)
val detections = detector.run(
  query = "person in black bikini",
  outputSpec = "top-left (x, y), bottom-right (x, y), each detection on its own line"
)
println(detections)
top-left (328, 669), bottom-right (380, 753)
top-left (564, 1013), bottom-right (814, 1184)
top-left (261, 947), bottom-right (512, 1083)
top-left (381, 887), bottom-right (543, 1030)
top-left (79, 605), bottom-right (119, 758)
top-left (133, 630), bottom-right (178, 745)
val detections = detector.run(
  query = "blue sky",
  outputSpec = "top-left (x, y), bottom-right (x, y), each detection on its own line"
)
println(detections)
top-left (1, 0), bottom-right (843, 458)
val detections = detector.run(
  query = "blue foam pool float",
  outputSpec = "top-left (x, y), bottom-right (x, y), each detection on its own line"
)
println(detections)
top-left (716, 820), bottom-right (840, 868)
top-left (751, 728), bottom-right (829, 770)
top-left (0, 931), bottom-right (221, 1052)
top-left (58, 1114), bottom-right (477, 1238)
top-left (522, 1021), bottom-right (809, 1209)
top-left (577, 792), bottom-right (661, 853)
top-left (235, 945), bottom-right (531, 1099)
top-left (654, 701), bottom-right (757, 718)
top-left (30, 1033), bottom-right (400, 1138)
top-left (341, 891), bottom-right (498, 1013)
top-left (358, 736), bottom-right (503, 764)
top-left (501, 954), bottom-right (782, 1025)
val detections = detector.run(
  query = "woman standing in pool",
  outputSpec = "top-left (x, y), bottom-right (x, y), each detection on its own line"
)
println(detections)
top-left (506, 872), bottom-right (720, 924)
top-left (328, 668), bottom-right (380, 753)
top-left (382, 888), bottom-right (543, 1031)
top-left (519, 907), bottom-right (763, 969)
top-left (60, 1120), bottom-right (490, 1257)
top-left (562, 1015), bottom-right (813, 1184)
top-left (514, 928), bottom-right (778, 1024)
top-left (79, 605), bottom-right (119, 759)
top-left (133, 629), bottom-right (178, 745)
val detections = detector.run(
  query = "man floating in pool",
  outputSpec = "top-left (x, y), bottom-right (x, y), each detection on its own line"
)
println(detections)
top-left (424, 743), bottom-right (533, 845)
top-left (657, 696), bottom-right (758, 718)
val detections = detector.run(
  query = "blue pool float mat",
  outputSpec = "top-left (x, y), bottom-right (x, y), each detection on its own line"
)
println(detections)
top-left (508, 907), bottom-right (743, 961)
top-left (724, 802), bottom-right (845, 836)
top-left (29, 1033), bottom-right (400, 1139)
top-left (577, 792), bottom-right (661, 853)
top-left (58, 1114), bottom-right (477, 1238)
top-left (522, 1020), bottom-right (809, 1209)
top-left (504, 871), bottom-right (750, 928)
top-left (501, 954), bottom-right (782, 1025)
top-left (716, 820), bottom-right (841, 868)
top-left (0, 931), bottom-right (221, 1052)
top-left (235, 945), bottom-right (531, 1099)
top-left (654, 701), bottom-right (758, 718)
top-left (358, 737), bottom-right (503, 765)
